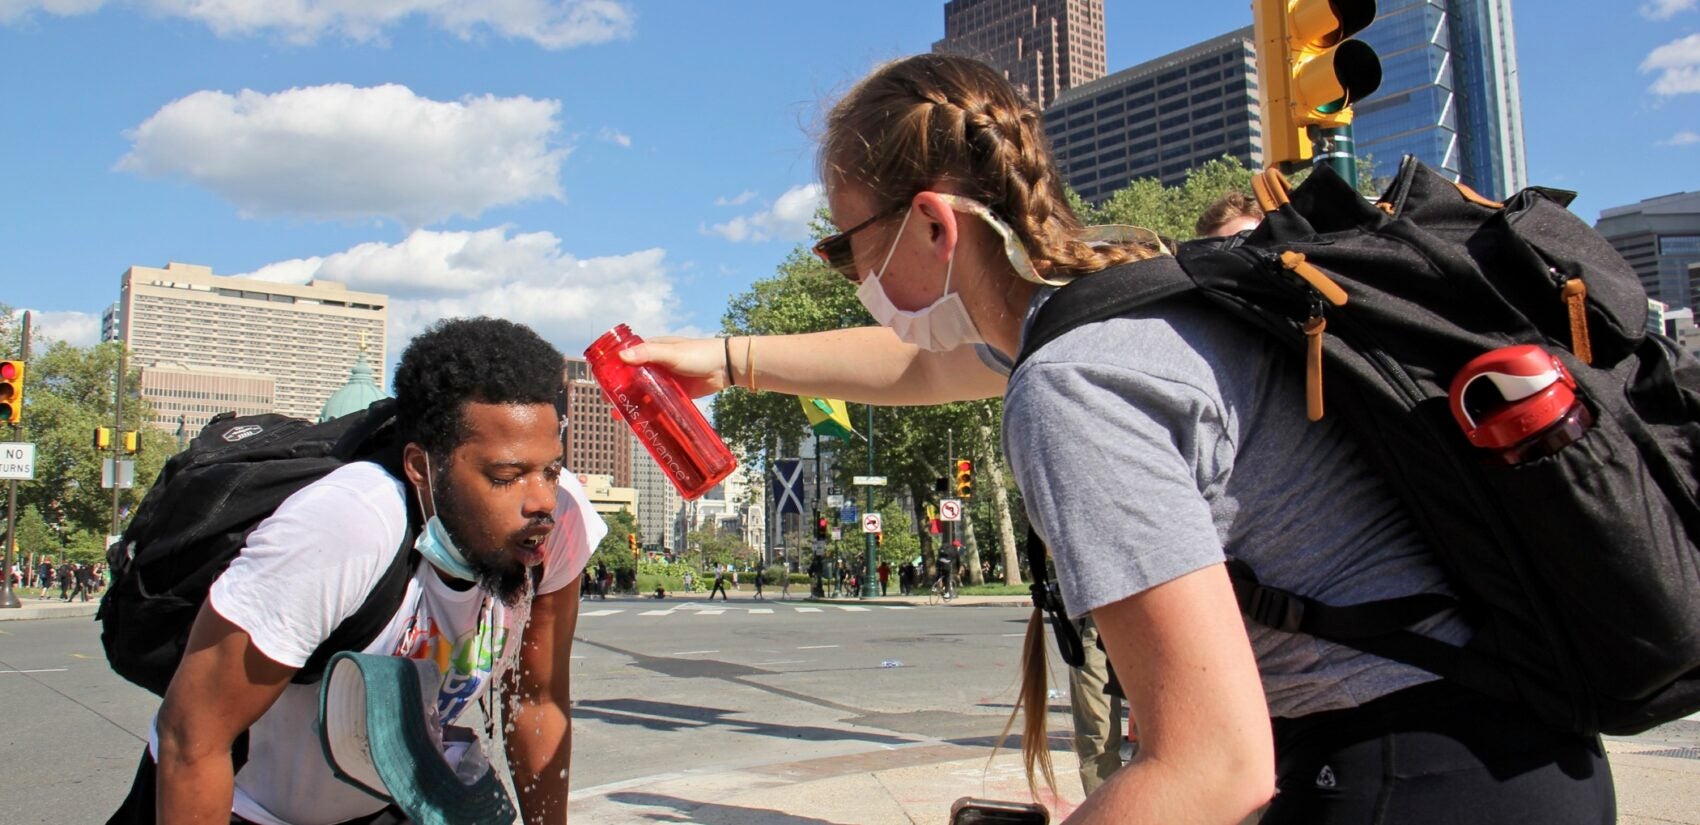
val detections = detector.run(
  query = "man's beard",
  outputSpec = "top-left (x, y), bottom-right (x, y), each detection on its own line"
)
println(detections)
top-left (433, 472), bottom-right (536, 607)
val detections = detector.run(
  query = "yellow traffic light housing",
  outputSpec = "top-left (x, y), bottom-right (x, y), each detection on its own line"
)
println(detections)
top-left (1254, 0), bottom-right (1382, 168)
top-left (628, 533), bottom-right (638, 558)
top-left (954, 459), bottom-right (974, 499)
top-left (123, 431), bottom-right (140, 454)
top-left (93, 426), bottom-right (113, 451)
top-left (0, 360), bottom-right (23, 424)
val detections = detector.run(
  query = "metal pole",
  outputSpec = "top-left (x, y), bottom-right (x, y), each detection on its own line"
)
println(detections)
top-left (110, 344), bottom-right (126, 538)
top-left (1311, 124), bottom-right (1358, 190)
top-left (945, 428), bottom-right (953, 578)
top-left (861, 404), bottom-right (878, 598)
top-left (1, 312), bottom-right (30, 609)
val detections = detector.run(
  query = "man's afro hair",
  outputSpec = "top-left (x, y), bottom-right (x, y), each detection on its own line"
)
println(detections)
top-left (393, 317), bottom-right (564, 456)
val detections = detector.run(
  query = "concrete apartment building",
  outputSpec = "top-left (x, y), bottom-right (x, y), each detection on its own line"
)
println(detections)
top-left (114, 262), bottom-right (387, 431)
top-left (1597, 191), bottom-right (1700, 312)
top-left (562, 357), bottom-right (634, 488)
top-left (933, 0), bottom-right (1106, 110)
top-left (1044, 27), bottom-right (1262, 201)
top-left (631, 434), bottom-right (684, 552)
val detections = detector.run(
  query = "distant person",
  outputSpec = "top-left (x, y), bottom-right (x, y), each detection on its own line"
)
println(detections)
top-left (58, 561), bottom-right (74, 601)
top-left (877, 561), bottom-right (890, 596)
top-left (1195, 191), bottom-right (1264, 238)
top-left (36, 558), bottom-right (53, 599)
top-left (709, 564), bottom-right (730, 600)
top-left (753, 565), bottom-right (765, 600)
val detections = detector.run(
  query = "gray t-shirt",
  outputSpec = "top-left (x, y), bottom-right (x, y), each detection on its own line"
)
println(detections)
top-left (996, 291), bottom-right (1472, 719)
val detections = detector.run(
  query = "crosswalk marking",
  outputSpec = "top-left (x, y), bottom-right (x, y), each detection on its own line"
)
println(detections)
top-left (795, 607), bottom-right (822, 613)
top-left (698, 609), bottom-right (726, 615)
top-left (639, 609), bottom-right (673, 616)
top-left (581, 609), bottom-right (624, 617)
top-left (836, 606), bottom-right (870, 612)
top-left (750, 608), bottom-right (773, 614)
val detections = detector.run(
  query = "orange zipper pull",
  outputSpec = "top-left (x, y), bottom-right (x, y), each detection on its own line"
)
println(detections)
top-left (1280, 251), bottom-right (1349, 307)
top-left (1304, 312), bottom-right (1327, 421)
top-left (1562, 279), bottom-right (1593, 365)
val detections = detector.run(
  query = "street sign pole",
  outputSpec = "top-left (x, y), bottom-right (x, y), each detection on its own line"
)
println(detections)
top-left (1312, 124), bottom-right (1358, 190)
top-left (861, 404), bottom-right (879, 598)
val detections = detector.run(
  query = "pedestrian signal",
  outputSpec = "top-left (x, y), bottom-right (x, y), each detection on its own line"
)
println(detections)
top-left (954, 459), bottom-right (974, 499)
top-left (0, 360), bottom-right (23, 424)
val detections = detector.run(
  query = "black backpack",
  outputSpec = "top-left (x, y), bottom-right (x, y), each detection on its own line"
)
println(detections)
top-left (1019, 157), bottom-right (1700, 736)
top-left (98, 398), bottom-right (421, 696)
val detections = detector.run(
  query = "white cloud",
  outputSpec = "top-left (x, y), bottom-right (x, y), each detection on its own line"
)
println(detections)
top-left (1640, 0), bottom-right (1697, 19)
top-left (2, 1), bottom-right (635, 49)
top-left (117, 83), bottom-right (566, 227)
top-left (598, 126), bottom-right (632, 148)
top-left (714, 191), bottom-right (757, 207)
top-left (12, 309), bottom-right (102, 347)
top-left (233, 226), bottom-right (680, 357)
top-left (706, 184), bottom-right (825, 243)
top-left (1659, 130), bottom-right (1700, 146)
top-left (1642, 33), bottom-right (1700, 96)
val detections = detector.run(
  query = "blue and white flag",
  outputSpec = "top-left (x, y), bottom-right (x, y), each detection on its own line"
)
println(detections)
top-left (771, 459), bottom-right (806, 515)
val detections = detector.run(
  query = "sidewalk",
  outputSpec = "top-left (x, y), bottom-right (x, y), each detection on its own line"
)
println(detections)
top-left (571, 738), bottom-right (1700, 824)
top-left (0, 593), bottom-right (101, 621)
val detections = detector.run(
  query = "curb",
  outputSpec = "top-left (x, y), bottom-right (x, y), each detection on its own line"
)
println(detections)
top-left (808, 595), bottom-right (1035, 608)
top-left (0, 602), bottom-right (100, 622)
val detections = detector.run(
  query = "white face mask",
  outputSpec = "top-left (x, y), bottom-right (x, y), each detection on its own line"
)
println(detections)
top-left (855, 206), bottom-right (985, 352)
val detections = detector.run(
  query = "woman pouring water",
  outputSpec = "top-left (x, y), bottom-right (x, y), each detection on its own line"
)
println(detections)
top-left (623, 53), bottom-right (1614, 825)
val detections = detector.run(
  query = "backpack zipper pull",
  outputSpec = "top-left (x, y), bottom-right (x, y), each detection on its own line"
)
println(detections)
top-left (1304, 300), bottom-right (1327, 421)
top-left (1557, 273), bottom-right (1594, 365)
top-left (1280, 251), bottom-right (1349, 307)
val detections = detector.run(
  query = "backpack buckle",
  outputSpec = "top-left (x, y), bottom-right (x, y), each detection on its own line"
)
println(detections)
top-left (1246, 585), bottom-right (1306, 633)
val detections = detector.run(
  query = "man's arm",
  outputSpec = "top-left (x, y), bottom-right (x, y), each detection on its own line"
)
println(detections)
top-left (154, 603), bottom-right (296, 823)
top-left (507, 575), bottom-right (582, 824)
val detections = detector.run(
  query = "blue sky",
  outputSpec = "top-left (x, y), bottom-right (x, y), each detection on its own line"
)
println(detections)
top-left (1, 0), bottom-right (1695, 369)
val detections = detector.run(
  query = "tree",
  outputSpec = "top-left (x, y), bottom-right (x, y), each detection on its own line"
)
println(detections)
top-left (1079, 155), bottom-right (1381, 240)
top-left (1, 307), bottom-right (170, 554)
top-left (588, 509), bottom-right (639, 576)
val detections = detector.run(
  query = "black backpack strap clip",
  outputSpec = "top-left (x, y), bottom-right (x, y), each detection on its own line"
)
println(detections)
top-left (1024, 526), bottom-right (1086, 669)
top-left (1228, 558), bottom-right (1306, 633)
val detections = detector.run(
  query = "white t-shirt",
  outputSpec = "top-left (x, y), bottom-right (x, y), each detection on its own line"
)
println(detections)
top-left (148, 461), bottom-right (602, 825)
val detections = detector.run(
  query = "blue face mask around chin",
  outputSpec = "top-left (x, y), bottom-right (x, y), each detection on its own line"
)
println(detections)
top-left (414, 455), bottom-right (478, 582)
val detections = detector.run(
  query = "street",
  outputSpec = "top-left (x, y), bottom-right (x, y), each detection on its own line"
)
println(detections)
top-left (3, 601), bottom-right (1699, 823)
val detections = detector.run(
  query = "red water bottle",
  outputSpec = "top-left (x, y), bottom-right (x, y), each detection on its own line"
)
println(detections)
top-left (585, 325), bottom-right (737, 500)
top-left (1448, 344), bottom-right (1593, 466)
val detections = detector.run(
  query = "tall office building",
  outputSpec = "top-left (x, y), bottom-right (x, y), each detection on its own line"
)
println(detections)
top-left (116, 262), bottom-right (387, 430)
top-left (1045, 27), bottom-right (1262, 201)
top-left (1597, 191), bottom-right (1700, 312)
top-left (631, 433), bottom-right (683, 552)
top-left (933, 0), bottom-right (1106, 110)
top-left (561, 358), bottom-right (634, 488)
top-left (1351, 0), bottom-right (1526, 198)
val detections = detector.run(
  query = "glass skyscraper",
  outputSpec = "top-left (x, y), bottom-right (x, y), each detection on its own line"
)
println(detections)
top-left (1351, 0), bottom-right (1526, 199)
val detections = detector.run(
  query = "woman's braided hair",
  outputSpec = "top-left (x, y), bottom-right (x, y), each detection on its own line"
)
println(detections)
top-left (820, 53), bottom-right (1157, 283)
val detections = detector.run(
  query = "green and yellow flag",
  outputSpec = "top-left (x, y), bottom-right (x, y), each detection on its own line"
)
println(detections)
top-left (799, 396), bottom-right (856, 440)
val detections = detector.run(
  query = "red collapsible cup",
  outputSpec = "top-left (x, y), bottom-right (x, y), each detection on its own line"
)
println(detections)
top-left (584, 325), bottom-right (737, 500)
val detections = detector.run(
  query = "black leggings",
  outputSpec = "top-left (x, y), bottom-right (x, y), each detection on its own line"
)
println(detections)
top-left (1263, 680), bottom-right (1615, 824)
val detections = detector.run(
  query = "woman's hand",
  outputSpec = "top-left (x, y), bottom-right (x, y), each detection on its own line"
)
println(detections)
top-left (619, 336), bottom-right (732, 398)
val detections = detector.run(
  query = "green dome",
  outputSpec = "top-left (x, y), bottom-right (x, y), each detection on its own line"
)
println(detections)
top-left (319, 352), bottom-right (388, 422)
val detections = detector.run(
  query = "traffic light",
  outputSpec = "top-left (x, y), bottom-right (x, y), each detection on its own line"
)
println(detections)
top-left (954, 459), bottom-right (974, 499)
top-left (1254, 0), bottom-right (1382, 168)
top-left (123, 431), bottom-right (140, 454)
top-left (815, 511), bottom-right (830, 541)
top-left (628, 533), bottom-right (638, 558)
top-left (92, 426), bottom-right (112, 451)
top-left (0, 360), bottom-right (23, 424)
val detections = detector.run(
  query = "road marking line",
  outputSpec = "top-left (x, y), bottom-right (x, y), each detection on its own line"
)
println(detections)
top-left (883, 606), bottom-right (914, 610)
top-left (0, 668), bottom-right (68, 674)
top-left (836, 606), bottom-right (871, 612)
top-left (639, 610), bottom-right (674, 616)
top-left (671, 649), bottom-right (719, 656)
top-left (753, 659), bottom-right (809, 666)
top-left (1001, 633), bottom-right (1025, 637)
top-left (797, 644), bottom-right (839, 650)
top-left (69, 653), bottom-right (94, 659)
top-left (697, 609), bottom-right (726, 615)
top-left (794, 607), bottom-right (822, 613)
top-left (581, 609), bottom-right (624, 617)
top-left (749, 608), bottom-right (773, 614)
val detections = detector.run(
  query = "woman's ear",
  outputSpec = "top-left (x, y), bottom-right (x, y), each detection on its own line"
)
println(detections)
top-left (910, 191), bottom-right (959, 265)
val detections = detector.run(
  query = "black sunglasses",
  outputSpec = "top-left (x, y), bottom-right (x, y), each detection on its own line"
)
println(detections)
top-left (812, 205), bottom-right (907, 282)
